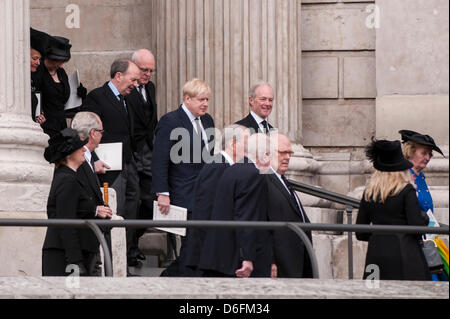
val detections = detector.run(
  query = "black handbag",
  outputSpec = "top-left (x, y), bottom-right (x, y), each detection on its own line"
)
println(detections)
top-left (421, 239), bottom-right (444, 274)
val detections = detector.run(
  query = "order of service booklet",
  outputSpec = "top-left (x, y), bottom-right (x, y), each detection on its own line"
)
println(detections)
top-left (94, 142), bottom-right (123, 171)
top-left (153, 201), bottom-right (187, 237)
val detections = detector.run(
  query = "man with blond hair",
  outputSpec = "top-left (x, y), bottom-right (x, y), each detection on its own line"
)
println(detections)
top-left (152, 78), bottom-right (215, 276)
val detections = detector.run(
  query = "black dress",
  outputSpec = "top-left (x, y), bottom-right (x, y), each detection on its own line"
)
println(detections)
top-left (42, 165), bottom-right (99, 276)
top-left (38, 64), bottom-right (70, 137)
top-left (356, 183), bottom-right (431, 281)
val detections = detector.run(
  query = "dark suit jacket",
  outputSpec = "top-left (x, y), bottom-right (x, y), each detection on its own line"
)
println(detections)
top-left (184, 154), bottom-right (231, 268)
top-left (82, 82), bottom-right (136, 184)
top-left (38, 65), bottom-right (70, 136)
top-left (77, 161), bottom-right (105, 206)
top-left (356, 184), bottom-right (430, 280)
top-left (43, 165), bottom-right (99, 264)
top-left (198, 163), bottom-right (272, 277)
top-left (151, 105), bottom-right (215, 211)
top-left (265, 173), bottom-right (313, 278)
top-left (235, 113), bottom-right (273, 134)
top-left (125, 81), bottom-right (158, 152)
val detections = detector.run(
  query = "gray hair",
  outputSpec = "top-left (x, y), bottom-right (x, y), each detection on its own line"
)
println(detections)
top-left (110, 58), bottom-right (133, 79)
top-left (131, 49), bottom-right (154, 64)
top-left (71, 111), bottom-right (101, 140)
top-left (247, 133), bottom-right (271, 162)
top-left (221, 124), bottom-right (249, 150)
top-left (249, 82), bottom-right (273, 99)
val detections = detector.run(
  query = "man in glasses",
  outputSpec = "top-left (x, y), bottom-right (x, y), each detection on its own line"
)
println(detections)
top-left (265, 133), bottom-right (312, 278)
top-left (125, 49), bottom-right (159, 265)
top-left (71, 111), bottom-right (113, 275)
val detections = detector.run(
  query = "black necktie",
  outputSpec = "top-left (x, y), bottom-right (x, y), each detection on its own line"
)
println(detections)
top-left (118, 94), bottom-right (127, 114)
top-left (90, 155), bottom-right (96, 173)
top-left (261, 120), bottom-right (269, 134)
top-left (282, 175), bottom-right (305, 222)
top-left (139, 85), bottom-right (147, 102)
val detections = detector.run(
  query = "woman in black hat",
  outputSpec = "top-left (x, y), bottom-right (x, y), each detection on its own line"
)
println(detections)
top-left (399, 130), bottom-right (445, 214)
top-left (399, 130), bottom-right (447, 281)
top-left (39, 36), bottom-right (87, 137)
top-left (42, 128), bottom-right (100, 276)
top-left (356, 139), bottom-right (430, 281)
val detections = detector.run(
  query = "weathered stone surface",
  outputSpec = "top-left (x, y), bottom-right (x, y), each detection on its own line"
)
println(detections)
top-left (0, 277), bottom-right (447, 299)
top-left (138, 231), bottom-right (168, 261)
top-left (332, 235), bottom-right (368, 280)
top-left (30, 0), bottom-right (154, 52)
top-left (312, 234), bottom-right (334, 279)
top-left (302, 6), bottom-right (375, 51)
top-left (302, 57), bottom-right (339, 99)
top-left (0, 213), bottom-right (47, 277)
top-left (376, 95), bottom-right (449, 146)
top-left (64, 52), bottom-right (134, 96)
top-left (376, 0), bottom-right (449, 96)
top-left (343, 57), bottom-right (376, 98)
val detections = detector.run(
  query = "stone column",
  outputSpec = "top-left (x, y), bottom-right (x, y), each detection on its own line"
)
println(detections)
top-left (0, 0), bottom-right (53, 276)
top-left (153, 0), bottom-right (303, 142)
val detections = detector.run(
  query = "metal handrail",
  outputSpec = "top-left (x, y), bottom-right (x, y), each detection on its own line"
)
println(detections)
top-left (288, 179), bottom-right (360, 208)
top-left (1, 219), bottom-right (448, 279)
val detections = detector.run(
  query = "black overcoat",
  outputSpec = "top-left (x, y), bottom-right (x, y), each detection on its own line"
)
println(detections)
top-left (356, 184), bottom-right (430, 281)
top-left (265, 173), bottom-right (313, 278)
top-left (42, 165), bottom-right (99, 267)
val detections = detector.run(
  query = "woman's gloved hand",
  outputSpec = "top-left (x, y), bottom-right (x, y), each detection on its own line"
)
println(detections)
top-left (77, 83), bottom-right (87, 99)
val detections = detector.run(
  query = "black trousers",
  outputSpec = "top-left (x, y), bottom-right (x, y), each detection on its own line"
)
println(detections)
top-left (42, 249), bottom-right (101, 276)
top-left (110, 159), bottom-right (140, 258)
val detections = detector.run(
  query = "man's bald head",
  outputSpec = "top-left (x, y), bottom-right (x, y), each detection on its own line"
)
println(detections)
top-left (132, 49), bottom-right (156, 85)
top-left (270, 133), bottom-right (294, 175)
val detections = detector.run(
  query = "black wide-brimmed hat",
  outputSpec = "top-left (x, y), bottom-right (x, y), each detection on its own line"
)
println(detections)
top-left (44, 128), bottom-right (87, 164)
top-left (399, 130), bottom-right (444, 157)
top-left (30, 28), bottom-right (51, 57)
top-left (46, 36), bottom-right (72, 61)
top-left (365, 139), bottom-right (413, 172)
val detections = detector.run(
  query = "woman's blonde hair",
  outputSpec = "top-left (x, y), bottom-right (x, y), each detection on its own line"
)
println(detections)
top-left (364, 169), bottom-right (412, 203)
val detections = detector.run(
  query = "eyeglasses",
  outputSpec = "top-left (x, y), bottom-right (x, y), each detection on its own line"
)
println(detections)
top-left (278, 150), bottom-right (294, 156)
top-left (94, 129), bottom-right (105, 134)
top-left (139, 67), bottom-right (156, 74)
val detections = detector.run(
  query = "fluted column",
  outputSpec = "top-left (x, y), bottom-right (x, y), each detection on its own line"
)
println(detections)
top-left (154, 0), bottom-right (303, 142)
top-left (0, 0), bottom-right (53, 276)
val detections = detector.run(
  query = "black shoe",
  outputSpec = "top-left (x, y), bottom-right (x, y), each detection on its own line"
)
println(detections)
top-left (136, 253), bottom-right (146, 261)
top-left (127, 257), bottom-right (143, 268)
top-left (127, 271), bottom-right (141, 277)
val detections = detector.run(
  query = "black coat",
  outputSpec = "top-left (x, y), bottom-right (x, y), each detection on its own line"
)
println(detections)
top-left (76, 161), bottom-right (105, 206)
top-left (198, 163), bottom-right (272, 277)
top-left (82, 82), bottom-right (136, 185)
top-left (356, 183), bottom-right (430, 281)
top-left (235, 113), bottom-right (273, 134)
top-left (42, 165), bottom-right (99, 265)
top-left (38, 65), bottom-right (70, 137)
top-left (125, 82), bottom-right (158, 152)
top-left (151, 105), bottom-right (215, 211)
top-left (265, 173), bottom-right (313, 278)
top-left (184, 154), bottom-right (231, 268)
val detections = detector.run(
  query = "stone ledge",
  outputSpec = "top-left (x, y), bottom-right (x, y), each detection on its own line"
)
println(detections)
top-left (0, 277), bottom-right (447, 299)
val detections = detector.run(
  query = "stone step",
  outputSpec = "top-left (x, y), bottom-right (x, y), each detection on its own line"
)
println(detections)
top-left (1, 277), bottom-right (447, 299)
